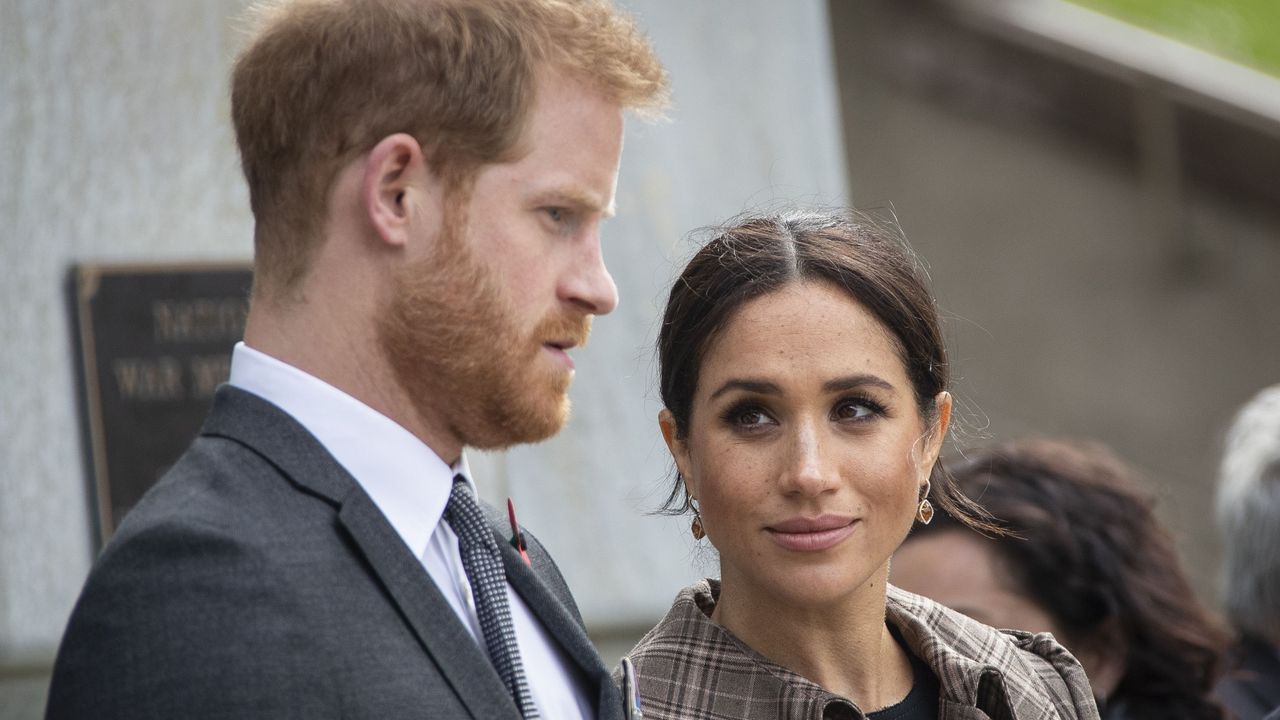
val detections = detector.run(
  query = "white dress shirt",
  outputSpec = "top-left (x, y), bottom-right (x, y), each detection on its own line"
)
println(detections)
top-left (228, 342), bottom-right (592, 719)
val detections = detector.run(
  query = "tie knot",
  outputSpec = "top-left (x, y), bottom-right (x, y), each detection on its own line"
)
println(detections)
top-left (445, 475), bottom-right (496, 553)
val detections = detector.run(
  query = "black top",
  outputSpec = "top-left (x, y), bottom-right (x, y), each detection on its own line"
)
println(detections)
top-left (867, 650), bottom-right (940, 720)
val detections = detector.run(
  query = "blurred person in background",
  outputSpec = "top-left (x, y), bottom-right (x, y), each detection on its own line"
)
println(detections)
top-left (893, 438), bottom-right (1227, 720)
top-left (1214, 384), bottom-right (1280, 720)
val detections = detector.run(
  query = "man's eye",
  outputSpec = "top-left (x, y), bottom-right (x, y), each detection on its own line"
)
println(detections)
top-left (545, 207), bottom-right (564, 223)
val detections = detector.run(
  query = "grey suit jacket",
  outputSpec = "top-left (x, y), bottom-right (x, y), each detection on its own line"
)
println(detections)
top-left (47, 386), bottom-right (622, 719)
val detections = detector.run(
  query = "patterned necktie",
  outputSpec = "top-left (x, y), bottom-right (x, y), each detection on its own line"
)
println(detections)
top-left (444, 475), bottom-right (540, 719)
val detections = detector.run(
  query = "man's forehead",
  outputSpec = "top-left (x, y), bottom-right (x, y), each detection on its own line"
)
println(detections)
top-left (482, 69), bottom-right (624, 217)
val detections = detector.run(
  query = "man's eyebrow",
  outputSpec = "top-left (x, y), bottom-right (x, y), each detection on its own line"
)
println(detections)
top-left (822, 374), bottom-right (895, 393)
top-left (708, 379), bottom-right (781, 400)
top-left (530, 187), bottom-right (616, 218)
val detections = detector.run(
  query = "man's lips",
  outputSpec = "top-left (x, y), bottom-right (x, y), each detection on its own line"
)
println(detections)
top-left (765, 515), bottom-right (857, 552)
top-left (542, 340), bottom-right (578, 370)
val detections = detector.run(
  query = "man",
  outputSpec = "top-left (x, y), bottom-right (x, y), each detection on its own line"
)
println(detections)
top-left (46, 1), bottom-right (666, 718)
top-left (1214, 384), bottom-right (1280, 720)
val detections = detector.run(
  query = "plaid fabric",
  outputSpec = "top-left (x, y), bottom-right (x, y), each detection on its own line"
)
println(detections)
top-left (617, 580), bottom-right (1100, 720)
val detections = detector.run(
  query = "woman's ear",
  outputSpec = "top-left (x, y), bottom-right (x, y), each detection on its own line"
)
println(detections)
top-left (920, 391), bottom-right (953, 474)
top-left (658, 409), bottom-right (693, 492)
top-left (362, 133), bottom-right (433, 249)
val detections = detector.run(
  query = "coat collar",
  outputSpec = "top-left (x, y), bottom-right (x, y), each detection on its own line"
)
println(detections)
top-left (885, 586), bottom-right (1018, 717)
top-left (200, 386), bottom-right (519, 719)
top-left (479, 500), bottom-right (623, 720)
top-left (628, 580), bottom-right (1096, 720)
top-left (885, 585), bottom-right (1097, 720)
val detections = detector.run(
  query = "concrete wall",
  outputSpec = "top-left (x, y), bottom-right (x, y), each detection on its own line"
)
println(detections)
top-left (829, 0), bottom-right (1280, 605)
top-left (0, 0), bottom-right (847, 712)
top-left (1, 0), bottom-right (254, 662)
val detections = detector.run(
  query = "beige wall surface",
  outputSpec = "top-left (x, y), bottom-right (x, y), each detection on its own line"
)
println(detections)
top-left (1, 0), bottom-right (255, 666)
top-left (0, 2), bottom-right (849, 702)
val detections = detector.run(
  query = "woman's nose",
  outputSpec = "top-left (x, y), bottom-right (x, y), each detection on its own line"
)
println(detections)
top-left (779, 422), bottom-right (838, 497)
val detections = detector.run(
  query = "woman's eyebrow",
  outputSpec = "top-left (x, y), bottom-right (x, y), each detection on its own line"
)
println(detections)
top-left (708, 378), bottom-right (780, 400)
top-left (822, 374), bottom-right (894, 393)
top-left (709, 375), bottom-right (895, 400)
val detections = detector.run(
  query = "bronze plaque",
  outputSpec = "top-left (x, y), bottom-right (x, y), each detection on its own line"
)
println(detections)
top-left (71, 263), bottom-right (252, 545)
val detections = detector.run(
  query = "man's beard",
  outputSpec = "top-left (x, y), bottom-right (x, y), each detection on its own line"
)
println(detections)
top-left (376, 222), bottom-right (591, 450)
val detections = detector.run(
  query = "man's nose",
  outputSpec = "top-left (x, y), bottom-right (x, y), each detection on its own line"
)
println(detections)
top-left (561, 229), bottom-right (619, 315)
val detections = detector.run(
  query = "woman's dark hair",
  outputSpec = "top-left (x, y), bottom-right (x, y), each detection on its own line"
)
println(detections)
top-left (913, 438), bottom-right (1227, 719)
top-left (656, 208), bottom-right (991, 531)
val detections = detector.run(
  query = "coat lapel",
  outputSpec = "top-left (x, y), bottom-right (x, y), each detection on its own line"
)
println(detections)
top-left (201, 386), bottom-right (519, 720)
top-left (338, 493), bottom-right (519, 719)
top-left (494, 529), bottom-right (624, 720)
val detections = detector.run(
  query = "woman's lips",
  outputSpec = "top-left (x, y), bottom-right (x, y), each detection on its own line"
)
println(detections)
top-left (766, 516), bottom-right (857, 552)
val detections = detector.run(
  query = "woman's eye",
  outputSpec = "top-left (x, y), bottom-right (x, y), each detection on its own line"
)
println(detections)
top-left (834, 399), bottom-right (878, 421)
top-left (723, 405), bottom-right (774, 430)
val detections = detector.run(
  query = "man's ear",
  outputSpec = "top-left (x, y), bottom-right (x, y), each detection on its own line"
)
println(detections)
top-left (362, 133), bottom-right (430, 249)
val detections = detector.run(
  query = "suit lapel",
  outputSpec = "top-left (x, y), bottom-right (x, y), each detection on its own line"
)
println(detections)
top-left (201, 387), bottom-right (519, 720)
top-left (338, 493), bottom-right (518, 719)
top-left (495, 532), bottom-right (624, 720)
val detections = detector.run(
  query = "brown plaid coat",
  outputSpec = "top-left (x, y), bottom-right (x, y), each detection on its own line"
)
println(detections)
top-left (616, 580), bottom-right (1100, 720)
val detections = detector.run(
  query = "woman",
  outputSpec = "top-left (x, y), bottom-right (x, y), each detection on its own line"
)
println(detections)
top-left (620, 210), bottom-right (1099, 719)
top-left (892, 438), bottom-right (1227, 720)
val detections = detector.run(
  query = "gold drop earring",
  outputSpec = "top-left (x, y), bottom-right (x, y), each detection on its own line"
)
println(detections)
top-left (916, 479), bottom-right (935, 524)
top-left (689, 496), bottom-right (705, 540)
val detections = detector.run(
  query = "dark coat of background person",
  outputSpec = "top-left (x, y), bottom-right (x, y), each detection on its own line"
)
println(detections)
top-left (45, 386), bottom-right (621, 720)
top-left (1215, 636), bottom-right (1280, 720)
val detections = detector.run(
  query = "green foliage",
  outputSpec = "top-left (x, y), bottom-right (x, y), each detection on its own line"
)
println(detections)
top-left (1071, 0), bottom-right (1280, 76)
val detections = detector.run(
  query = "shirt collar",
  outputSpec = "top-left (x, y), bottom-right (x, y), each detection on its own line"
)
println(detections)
top-left (227, 341), bottom-right (469, 557)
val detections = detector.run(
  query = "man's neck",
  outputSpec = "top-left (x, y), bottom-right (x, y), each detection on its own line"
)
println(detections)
top-left (242, 301), bottom-right (463, 464)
